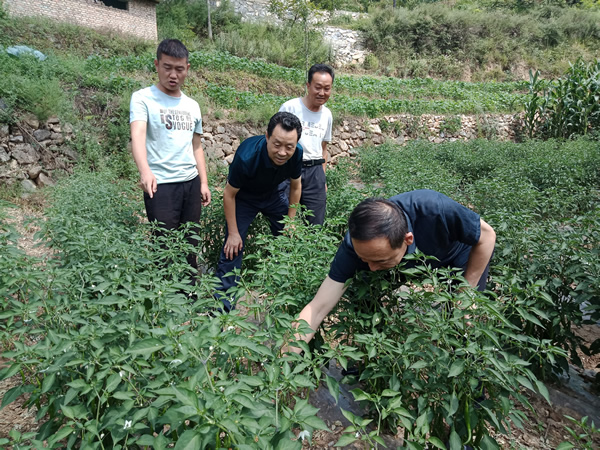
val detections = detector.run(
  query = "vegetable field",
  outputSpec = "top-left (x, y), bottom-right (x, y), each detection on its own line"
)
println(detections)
top-left (2, 136), bottom-right (599, 449)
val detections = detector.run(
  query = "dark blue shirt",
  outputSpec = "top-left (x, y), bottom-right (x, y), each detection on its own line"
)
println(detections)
top-left (228, 135), bottom-right (303, 194)
top-left (329, 190), bottom-right (481, 283)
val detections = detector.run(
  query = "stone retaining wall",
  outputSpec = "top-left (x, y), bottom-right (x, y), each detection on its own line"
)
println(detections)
top-left (1, 113), bottom-right (521, 193)
top-left (0, 117), bottom-right (77, 193)
top-left (201, 113), bottom-right (522, 165)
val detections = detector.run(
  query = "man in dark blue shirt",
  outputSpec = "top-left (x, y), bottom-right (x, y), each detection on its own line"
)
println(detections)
top-left (216, 112), bottom-right (303, 310)
top-left (295, 190), bottom-right (496, 345)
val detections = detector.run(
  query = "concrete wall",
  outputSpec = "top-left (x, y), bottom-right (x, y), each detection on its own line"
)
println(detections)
top-left (4, 0), bottom-right (158, 41)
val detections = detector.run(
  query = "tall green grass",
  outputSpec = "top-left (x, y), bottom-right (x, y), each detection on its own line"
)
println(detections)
top-left (360, 4), bottom-right (600, 80)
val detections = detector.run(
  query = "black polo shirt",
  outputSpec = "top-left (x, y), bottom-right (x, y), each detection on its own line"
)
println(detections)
top-left (329, 190), bottom-right (482, 283)
top-left (228, 135), bottom-right (303, 194)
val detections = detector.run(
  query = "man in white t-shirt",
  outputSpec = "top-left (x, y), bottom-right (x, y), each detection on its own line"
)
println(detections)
top-left (130, 39), bottom-right (211, 276)
top-left (279, 64), bottom-right (334, 225)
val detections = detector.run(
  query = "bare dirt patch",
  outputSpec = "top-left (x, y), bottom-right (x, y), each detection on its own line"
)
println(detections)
top-left (1, 200), bottom-right (50, 439)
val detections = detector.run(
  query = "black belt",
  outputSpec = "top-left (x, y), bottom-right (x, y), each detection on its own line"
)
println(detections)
top-left (302, 159), bottom-right (325, 167)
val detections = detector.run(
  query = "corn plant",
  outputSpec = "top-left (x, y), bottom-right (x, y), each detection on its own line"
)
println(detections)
top-left (523, 59), bottom-right (600, 139)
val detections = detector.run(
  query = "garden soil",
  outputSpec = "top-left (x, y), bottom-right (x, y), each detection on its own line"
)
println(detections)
top-left (1, 204), bottom-right (599, 449)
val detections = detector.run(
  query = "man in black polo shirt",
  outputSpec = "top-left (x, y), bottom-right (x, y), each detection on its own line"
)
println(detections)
top-left (294, 190), bottom-right (496, 345)
top-left (215, 112), bottom-right (303, 311)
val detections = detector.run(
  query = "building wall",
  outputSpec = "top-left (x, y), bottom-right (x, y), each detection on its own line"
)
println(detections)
top-left (4, 0), bottom-right (158, 41)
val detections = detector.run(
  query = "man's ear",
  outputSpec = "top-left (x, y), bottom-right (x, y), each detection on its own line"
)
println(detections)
top-left (404, 232), bottom-right (414, 246)
top-left (154, 59), bottom-right (159, 70)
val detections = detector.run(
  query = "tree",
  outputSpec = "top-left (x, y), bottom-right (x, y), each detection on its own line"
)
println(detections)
top-left (269, 0), bottom-right (321, 75)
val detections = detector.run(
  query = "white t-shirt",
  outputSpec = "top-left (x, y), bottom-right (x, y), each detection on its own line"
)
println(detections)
top-left (279, 97), bottom-right (332, 161)
top-left (130, 85), bottom-right (203, 184)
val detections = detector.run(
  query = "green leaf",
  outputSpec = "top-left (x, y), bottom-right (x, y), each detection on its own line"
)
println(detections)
top-left (448, 430), bottom-right (462, 450)
top-left (126, 338), bottom-right (165, 357)
top-left (67, 379), bottom-right (89, 390)
top-left (334, 433), bottom-right (358, 447)
top-left (112, 391), bottom-right (134, 400)
top-left (350, 388), bottom-right (370, 402)
top-left (516, 375), bottom-right (534, 391)
top-left (301, 415), bottom-right (328, 430)
top-left (173, 430), bottom-right (202, 450)
top-left (448, 360), bottom-right (465, 377)
top-left (0, 363), bottom-right (22, 381)
top-left (49, 425), bottom-right (76, 444)
top-left (534, 379), bottom-right (551, 404)
top-left (105, 373), bottom-right (121, 393)
top-left (41, 373), bottom-right (56, 394)
top-left (1, 385), bottom-right (32, 409)
top-left (449, 391), bottom-right (459, 416)
top-left (556, 443), bottom-right (575, 450)
top-left (428, 436), bottom-right (447, 449)
top-left (479, 435), bottom-right (500, 450)
top-left (409, 360), bottom-right (428, 370)
top-left (326, 375), bottom-right (340, 404)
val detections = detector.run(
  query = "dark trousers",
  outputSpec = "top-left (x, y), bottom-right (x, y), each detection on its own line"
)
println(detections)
top-left (215, 188), bottom-right (289, 310)
top-left (144, 176), bottom-right (202, 272)
top-left (281, 164), bottom-right (327, 225)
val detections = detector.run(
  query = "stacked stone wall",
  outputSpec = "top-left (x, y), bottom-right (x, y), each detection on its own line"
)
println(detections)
top-left (4, 0), bottom-right (157, 41)
top-left (0, 117), bottom-right (77, 194)
top-left (1, 113), bottom-right (522, 195)
top-left (200, 114), bottom-right (523, 166)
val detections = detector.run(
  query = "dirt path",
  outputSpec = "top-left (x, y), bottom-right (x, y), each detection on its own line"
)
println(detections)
top-left (1, 202), bottom-right (47, 438)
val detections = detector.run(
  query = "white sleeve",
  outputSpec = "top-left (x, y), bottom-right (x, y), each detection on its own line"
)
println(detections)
top-left (129, 91), bottom-right (148, 124)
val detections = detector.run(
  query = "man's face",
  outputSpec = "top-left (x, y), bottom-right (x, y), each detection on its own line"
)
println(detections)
top-left (306, 72), bottom-right (333, 108)
top-left (154, 54), bottom-right (190, 96)
top-left (266, 124), bottom-right (299, 166)
top-left (352, 235), bottom-right (413, 271)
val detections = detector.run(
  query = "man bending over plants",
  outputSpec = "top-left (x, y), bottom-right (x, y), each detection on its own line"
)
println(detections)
top-left (295, 189), bottom-right (496, 346)
top-left (279, 63), bottom-right (334, 225)
top-left (215, 112), bottom-right (303, 311)
top-left (130, 39), bottom-right (211, 277)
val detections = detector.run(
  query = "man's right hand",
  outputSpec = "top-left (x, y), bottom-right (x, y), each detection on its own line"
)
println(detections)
top-left (139, 170), bottom-right (157, 198)
top-left (224, 232), bottom-right (243, 260)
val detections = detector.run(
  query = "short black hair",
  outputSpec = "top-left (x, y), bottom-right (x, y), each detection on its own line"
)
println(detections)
top-left (348, 198), bottom-right (408, 249)
top-left (307, 64), bottom-right (335, 84)
top-left (156, 39), bottom-right (189, 62)
top-left (267, 112), bottom-right (302, 141)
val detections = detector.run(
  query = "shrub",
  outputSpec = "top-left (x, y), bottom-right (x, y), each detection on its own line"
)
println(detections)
top-left (214, 22), bottom-right (331, 69)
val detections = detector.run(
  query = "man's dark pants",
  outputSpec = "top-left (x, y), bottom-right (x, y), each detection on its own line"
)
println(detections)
top-left (215, 188), bottom-right (288, 311)
top-left (281, 162), bottom-right (326, 225)
top-left (144, 175), bottom-right (202, 273)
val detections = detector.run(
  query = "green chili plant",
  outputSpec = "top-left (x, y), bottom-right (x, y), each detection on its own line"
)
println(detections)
top-left (324, 255), bottom-right (565, 448)
top-left (557, 416), bottom-right (600, 450)
top-left (0, 172), bottom-right (329, 449)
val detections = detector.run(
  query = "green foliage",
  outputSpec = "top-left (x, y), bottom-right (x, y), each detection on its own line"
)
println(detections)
top-left (0, 171), bottom-right (329, 448)
top-left (326, 259), bottom-right (563, 448)
top-left (215, 22), bottom-right (331, 70)
top-left (156, 0), bottom-right (241, 42)
top-left (0, 14), bottom-right (150, 58)
top-left (524, 59), bottom-right (600, 139)
top-left (356, 138), bottom-right (600, 379)
top-left (0, 0), bottom-right (7, 22)
top-left (361, 4), bottom-right (600, 79)
top-left (439, 115), bottom-right (462, 135)
top-left (0, 52), bottom-right (69, 122)
top-left (558, 415), bottom-right (599, 450)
